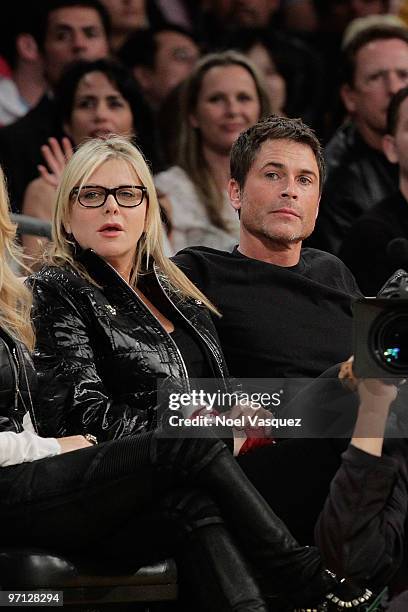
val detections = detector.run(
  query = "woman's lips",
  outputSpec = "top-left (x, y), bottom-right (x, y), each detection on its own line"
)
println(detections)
top-left (98, 223), bottom-right (123, 236)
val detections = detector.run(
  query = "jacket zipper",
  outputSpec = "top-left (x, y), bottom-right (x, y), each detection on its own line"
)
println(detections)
top-left (154, 263), bottom-right (228, 390)
top-left (96, 257), bottom-right (191, 393)
top-left (3, 342), bottom-right (22, 433)
top-left (14, 345), bottom-right (38, 433)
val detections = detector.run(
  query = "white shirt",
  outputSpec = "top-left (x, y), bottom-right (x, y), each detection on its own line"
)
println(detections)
top-left (0, 413), bottom-right (60, 467)
top-left (154, 166), bottom-right (239, 254)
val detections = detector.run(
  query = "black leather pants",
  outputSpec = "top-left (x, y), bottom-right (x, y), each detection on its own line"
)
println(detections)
top-left (150, 427), bottom-right (337, 608)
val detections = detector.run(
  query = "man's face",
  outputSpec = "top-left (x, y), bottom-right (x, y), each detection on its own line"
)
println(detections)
top-left (230, 0), bottom-right (279, 28)
top-left (383, 97), bottom-right (408, 179)
top-left (342, 38), bottom-right (408, 140)
top-left (43, 7), bottom-right (109, 87)
top-left (139, 30), bottom-right (199, 107)
top-left (100, 0), bottom-right (146, 32)
top-left (229, 138), bottom-right (320, 246)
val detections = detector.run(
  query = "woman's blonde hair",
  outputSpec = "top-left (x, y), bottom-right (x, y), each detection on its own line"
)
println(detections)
top-left (177, 50), bottom-right (271, 232)
top-left (47, 135), bottom-right (219, 314)
top-left (0, 167), bottom-right (34, 350)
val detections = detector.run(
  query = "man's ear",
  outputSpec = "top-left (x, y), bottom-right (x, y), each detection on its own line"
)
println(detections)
top-left (228, 178), bottom-right (241, 212)
top-left (16, 33), bottom-right (40, 63)
top-left (340, 83), bottom-right (357, 115)
top-left (383, 134), bottom-right (399, 164)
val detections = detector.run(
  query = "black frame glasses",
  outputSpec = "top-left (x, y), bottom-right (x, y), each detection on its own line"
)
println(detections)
top-left (70, 185), bottom-right (148, 208)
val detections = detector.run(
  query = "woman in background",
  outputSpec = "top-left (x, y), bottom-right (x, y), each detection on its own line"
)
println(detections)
top-left (154, 51), bottom-right (270, 253)
top-left (21, 59), bottom-right (156, 264)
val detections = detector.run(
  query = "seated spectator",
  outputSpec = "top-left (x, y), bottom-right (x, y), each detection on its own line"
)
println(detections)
top-left (226, 29), bottom-right (288, 115)
top-left (309, 24), bottom-right (408, 255)
top-left (99, 0), bottom-right (148, 52)
top-left (0, 5), bottom-right (46, 126)
top-left (154, 51), bottom-right (270, 253)
top-left (21, 59), bottom-right (154, 265)
top-left (340, 86), bottom-right (408, 294)
top-left (0, 0), bottom-right (110, 213)
top-left (226, 27), bottom-right (324, 126)
top-left (20, 134), bottom-right (373, 611)
top-left (118, 24), bottom-right (200, 112)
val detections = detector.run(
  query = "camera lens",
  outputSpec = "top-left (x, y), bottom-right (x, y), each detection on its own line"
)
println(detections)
top-left (372, 312), bottom-right (408, 372)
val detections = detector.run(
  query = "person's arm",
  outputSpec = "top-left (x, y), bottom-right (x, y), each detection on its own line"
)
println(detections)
top-left (0, 413), bottom-right (92, 467)
top-left (21, 177), bottom-right (53, 267)
top-left (315, 379), bottom-right (406, 585)
top-left (29, 276), bottom-right (153, 441)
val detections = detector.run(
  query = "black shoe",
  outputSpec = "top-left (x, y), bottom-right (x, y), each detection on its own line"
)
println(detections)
top-left (294, 581), bottom-right (387, 611)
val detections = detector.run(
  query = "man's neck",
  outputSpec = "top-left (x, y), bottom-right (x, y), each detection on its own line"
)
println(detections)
top-left (354, 118), bottom-right (384, 152)
top-left (238, 232), bottom-right (302, 266)
top-left (14, 62), bottom-right (46, 108)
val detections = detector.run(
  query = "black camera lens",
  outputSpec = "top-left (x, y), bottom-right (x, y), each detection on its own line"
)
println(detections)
top-left (372, 312), bottom-right (408, 372)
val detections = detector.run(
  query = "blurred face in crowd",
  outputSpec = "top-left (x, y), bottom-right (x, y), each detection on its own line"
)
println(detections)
top-left (246, 43), bottom-right (286, 115)
top-left (383, 96), bottom-right (408, 181)
top-left (44, 6), bottom-right (109, 87)
top-left (100, 0), bottom-right (147, 32)
top-left (230, 0), bottom-right (280, 28)
top-left (229, 138), bottom-right (320, 246)
top-left (341, 38), bottom-right (408, 147)
top-left (134, 30), bottom-right (199, 108)
top-left (350, 0), bottom-right (385, 18)
top-left (66, 158), bottom-right (147, 279)
top-left (64, 71), bottom-right (134, 144)
top-left (190, 64), bottom-right (261, 156)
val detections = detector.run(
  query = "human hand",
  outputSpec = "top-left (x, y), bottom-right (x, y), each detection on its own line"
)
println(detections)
top-left (38, 137), bottom-right (74, 188)
top-left (229, 400), bottom-right (272, 435)
top-left (57, 435), bottom-right (93, 454)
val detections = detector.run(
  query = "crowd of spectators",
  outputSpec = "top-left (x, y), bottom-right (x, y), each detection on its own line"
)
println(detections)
top-left (3, 0), bottom-right (408, 608)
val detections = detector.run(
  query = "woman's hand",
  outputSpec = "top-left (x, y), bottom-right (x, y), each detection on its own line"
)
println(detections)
top-left (229, 401), bottom-right (272, 456)
top-left (38, 137), bottom-right (74, 188)
top-left (57, 435), bottom-right (93, 454)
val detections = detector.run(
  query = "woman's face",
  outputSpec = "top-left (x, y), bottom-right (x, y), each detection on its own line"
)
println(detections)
top-left (66, 158), bottom-right (147, 280)
top-left (65, 71), bottom-right (134, 145)
top-left (247, 44), bottom-right (286, 115)
top-left (190, 64), bottom-right (261, 155)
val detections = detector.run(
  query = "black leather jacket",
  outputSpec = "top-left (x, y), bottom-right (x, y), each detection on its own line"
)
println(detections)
top-left (0, 327), bottom-right (38, 434)
top-left (308, 122), bottom-right (398, 255)
top-left (28, 250), bottom-right (228, 441)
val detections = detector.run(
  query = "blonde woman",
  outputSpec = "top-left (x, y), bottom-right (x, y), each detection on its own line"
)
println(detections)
top-left (155, 51), bottom-right (270, 253)
top-left (25, 135), bottom-right (373, 611)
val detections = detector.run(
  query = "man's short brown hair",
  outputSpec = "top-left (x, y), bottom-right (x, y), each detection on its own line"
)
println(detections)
top-left (230, 115), bottom-right (325, 194)
top-left (342, 24), bottom-right (408, 87)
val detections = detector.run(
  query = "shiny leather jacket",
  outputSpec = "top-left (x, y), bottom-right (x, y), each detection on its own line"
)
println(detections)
top-left (28, 249), bottom-right (228, 441)
top-left (308, 121), bottom-right (398, 255)
top-left (0, 327), bottom-right (38, 434)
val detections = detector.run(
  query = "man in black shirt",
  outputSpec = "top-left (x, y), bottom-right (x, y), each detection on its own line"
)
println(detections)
top-left (172, 115), bottom-right (363, 549)
top-left (174, 116), bottom-right (408, 586)
top-left (174, 115), bottom-right (361, 381)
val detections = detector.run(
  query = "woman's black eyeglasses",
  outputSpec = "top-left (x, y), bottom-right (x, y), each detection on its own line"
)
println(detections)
top-left (70, 185), bottom-right (147, 208)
